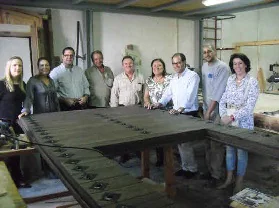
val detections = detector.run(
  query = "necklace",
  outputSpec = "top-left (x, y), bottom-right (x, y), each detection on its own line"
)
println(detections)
top-left (154, 76), bottom-right (164, 83)
top-left (236, 76), bottom-right (244, 83)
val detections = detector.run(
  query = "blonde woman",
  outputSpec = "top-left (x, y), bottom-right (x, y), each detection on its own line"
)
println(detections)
top-left (0, 56), bottom-right (30, 188)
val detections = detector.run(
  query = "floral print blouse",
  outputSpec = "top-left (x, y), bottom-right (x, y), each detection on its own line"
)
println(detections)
top-left (146, 74), bottom-right (173, 105)
top-left (219, 74), bottom-right (259, 130)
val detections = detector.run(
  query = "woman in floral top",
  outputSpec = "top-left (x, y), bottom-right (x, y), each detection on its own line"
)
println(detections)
top-left (218, 53), bottom-right (259, 193)
top-left (144, 58), bottom-right (172, 166)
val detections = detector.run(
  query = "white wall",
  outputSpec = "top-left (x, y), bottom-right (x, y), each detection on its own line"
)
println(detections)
top-left (0, 36), bottom-right (32, 82)
top-left (3, 7), bottom-right (87, 70)
top-left (0, 24), bottom-right (33, 82)
top-left (220, 5), bottom-right (279, 90)
top-left (92, 12), bottom-right (197, 78)
top-left (51, 9), bottom-right (86, 69)
top-left (4, 7), bottom-right (198, 78)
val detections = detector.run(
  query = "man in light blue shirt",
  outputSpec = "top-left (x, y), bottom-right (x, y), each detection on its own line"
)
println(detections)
top-left (50, 47), bottom-right (90, 111)
top-left (153, 53), bottom-right (200, 179)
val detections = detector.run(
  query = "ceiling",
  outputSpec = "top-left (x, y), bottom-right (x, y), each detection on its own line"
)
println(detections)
top-left (1, 0), bottom-right (279, 19)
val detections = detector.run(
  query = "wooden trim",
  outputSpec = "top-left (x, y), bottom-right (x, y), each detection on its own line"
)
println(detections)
top-left (0, 147), bottom-right (36, 157)
top-left (235, 39), bottom-right (279, 47)
top-left (254, 113), bottom-right (279, 132)
top-left (164, 146), bottom-right (176, 197)
top-left (0, 31), bottom-right (32, 37)
top-left (234, 39), bottom-right (279, 52)
top-left (0, 28), bottom-right (39, 76)
top-left (141, 149), bottom-right (150, 178)
top-left (0, 6), bottom-right (42, 19)
top-left (0, 162), bottom-right (27, 208)
top-left (30, 25), bottom-right (39, 75)
top-left (45, 9), bottom-right (55, 68)
top-left (0, 6), bottom-right (42, 27)
top-left (23, 191), bottom-right (70, 204)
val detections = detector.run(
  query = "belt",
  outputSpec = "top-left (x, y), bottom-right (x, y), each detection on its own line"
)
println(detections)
top-left (181, 111), bottom-right (199, 118)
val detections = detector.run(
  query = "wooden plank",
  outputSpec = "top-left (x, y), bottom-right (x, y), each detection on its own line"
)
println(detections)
top-left (23, 191), bottom-right (70, 204)
top-left (254, 113), bottom-right (279, 132)
top-left (141, 149), bottom-right (150, 178)
top-left (133, 0), bottom-right (173, 8)
top-left (0, 147), bottom-right (36, 157)
top-left (164, 146), bottom-right (176, 197)
top-left (103, 192), bottom-right (173, 208)
top-left (235, 39), bottom-right (279, 47)
top-left (17, 105), bottom-right (279, 207)
top-left (0, 161), bottom-right (27, 208)
top-left (79, 175), bottom-right (142, 194)
top-left (206, 130), bottom-right (279, 158)
top-left (257, 68), bottom-right (266, 93)
top-left (90, 183), bottom-right (164, 207)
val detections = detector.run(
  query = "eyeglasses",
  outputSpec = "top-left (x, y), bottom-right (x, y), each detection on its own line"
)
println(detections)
top-left (63, 54), bottom-right (74, 58)
top-left (172, 61), bottom-right (182, 65)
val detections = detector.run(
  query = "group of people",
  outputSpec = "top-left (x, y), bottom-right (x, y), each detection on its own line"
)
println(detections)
top-left (0, 44), bottom-right (259, 194)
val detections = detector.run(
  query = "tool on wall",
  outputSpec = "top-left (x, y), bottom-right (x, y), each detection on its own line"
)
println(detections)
top-left (266, 62), bottom-right (279, 91)
top-left (76, 21), bottom-right (86, 66)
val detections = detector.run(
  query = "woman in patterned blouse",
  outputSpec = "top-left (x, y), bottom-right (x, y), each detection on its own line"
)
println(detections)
top-left (218, 53), bottom-right (259, 193)
top-left (144, 58), bottom-right (172, 166)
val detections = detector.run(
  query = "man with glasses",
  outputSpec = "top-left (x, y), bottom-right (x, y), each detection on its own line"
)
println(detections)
top-left (152, 53), bottom-right (200, 179)
top-left (202, 44), bottom-right (230, 187)
top-left (50, 47), bottom-right (89, 111)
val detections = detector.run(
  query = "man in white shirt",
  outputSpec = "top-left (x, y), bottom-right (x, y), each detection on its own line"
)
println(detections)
top-left (153, 53), bottom-right (200, 179)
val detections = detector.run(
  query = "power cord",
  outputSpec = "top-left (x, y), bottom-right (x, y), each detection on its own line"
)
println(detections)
top-left (0, 130), bottom-right (138, 169)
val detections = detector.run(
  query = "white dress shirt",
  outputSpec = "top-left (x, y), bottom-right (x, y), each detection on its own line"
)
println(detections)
top-left (159, 68), bottom-right (200, 113)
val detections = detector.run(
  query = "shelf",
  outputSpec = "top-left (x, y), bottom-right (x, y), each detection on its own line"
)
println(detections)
top-left (203, 38), bottom-right (221, 40)
top-left (203, 27), bottom-right (221, 30)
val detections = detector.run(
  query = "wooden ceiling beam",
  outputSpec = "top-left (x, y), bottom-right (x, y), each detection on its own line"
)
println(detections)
top-left (0, 0), bottom-right (196, 20)
top-left (116, 0), bottom-right (141, 9)
top-left (151, 0), bottom-right (195, 12)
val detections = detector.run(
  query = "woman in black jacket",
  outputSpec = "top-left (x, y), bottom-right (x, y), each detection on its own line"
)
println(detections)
top-left (0, 56), bottom-right (30, 188)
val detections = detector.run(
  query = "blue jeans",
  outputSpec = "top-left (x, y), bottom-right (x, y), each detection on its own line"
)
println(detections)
top-left (226, 146), bottom-right (248, 176)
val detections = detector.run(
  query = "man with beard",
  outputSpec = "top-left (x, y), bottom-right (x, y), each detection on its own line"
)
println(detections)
top-left (202, 44), bottom-right (230, 187)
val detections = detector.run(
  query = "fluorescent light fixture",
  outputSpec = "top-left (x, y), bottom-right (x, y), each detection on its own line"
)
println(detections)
top-left (202, 0), bottom-right (235, 7)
